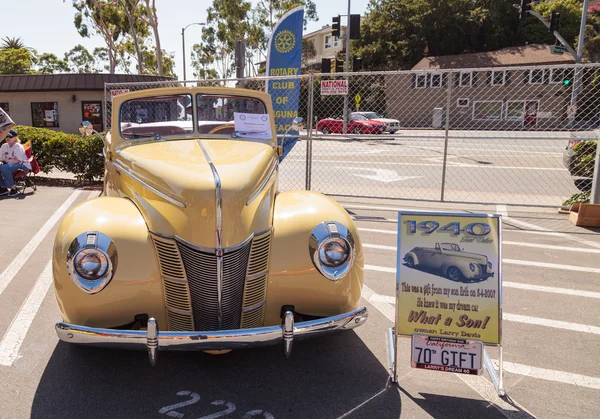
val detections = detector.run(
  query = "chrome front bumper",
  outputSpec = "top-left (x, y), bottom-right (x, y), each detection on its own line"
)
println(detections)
top-left (56, 307), bottom-right (368, 365)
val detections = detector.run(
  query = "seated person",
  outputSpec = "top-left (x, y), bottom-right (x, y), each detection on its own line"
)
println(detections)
top-left (0, 130), bottom-right (32, 197)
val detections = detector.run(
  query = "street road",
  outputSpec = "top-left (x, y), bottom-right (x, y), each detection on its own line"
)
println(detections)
top-left (1, 187), bottom-right (600, 418)
top-left (279, 133), bottom-right (593, 205)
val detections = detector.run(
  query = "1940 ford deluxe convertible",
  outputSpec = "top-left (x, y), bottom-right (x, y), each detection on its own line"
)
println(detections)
top-left (53, 87), bottom-right (367, 365)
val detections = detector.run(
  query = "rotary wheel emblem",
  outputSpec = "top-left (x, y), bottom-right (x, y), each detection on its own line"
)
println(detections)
top-left (274, 30), bottom-right (296, 54)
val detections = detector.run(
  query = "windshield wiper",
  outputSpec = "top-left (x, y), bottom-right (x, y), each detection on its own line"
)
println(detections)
top-left (126, 132), bottom-right (162, 140)
top-left (232, 130), bottom-right (269, 138)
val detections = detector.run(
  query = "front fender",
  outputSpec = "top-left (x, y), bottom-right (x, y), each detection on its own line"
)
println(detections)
top-left (265, 191), bottom-right (364, 325)
top-left (52, 197), bottom-right (166, 328)
top-left (443, 258), bottom-right (473, 279)
top-left (404, 252), bottom-right (419, 265)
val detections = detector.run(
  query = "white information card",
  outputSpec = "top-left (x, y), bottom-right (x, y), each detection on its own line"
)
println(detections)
top-left (233, 112), bottom-right (272, 139)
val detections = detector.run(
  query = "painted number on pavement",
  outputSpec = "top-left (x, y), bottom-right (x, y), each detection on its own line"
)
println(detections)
top-left (159, 391), bottom-right (274, 418)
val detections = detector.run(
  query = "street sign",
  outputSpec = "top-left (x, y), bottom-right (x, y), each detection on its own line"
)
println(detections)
top-left (110, 89), bottom-right (131, 100)
top-left (320, 80), bottom-right (348, 95)
top-left (551, 45), bottom-right (565, 55)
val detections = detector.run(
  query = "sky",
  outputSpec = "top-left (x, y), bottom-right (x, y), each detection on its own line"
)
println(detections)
top-left (0, 0), bottom-right (372, 80)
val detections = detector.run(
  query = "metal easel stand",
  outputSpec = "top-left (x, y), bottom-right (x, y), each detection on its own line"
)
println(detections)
top-left (483, 345), bottom-right (505, 397)
top-left (387, 327), bottom-right (397, 383)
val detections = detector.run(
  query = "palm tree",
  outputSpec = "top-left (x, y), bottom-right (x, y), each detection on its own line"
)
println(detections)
top-left (1, 37), bottom-right (27, 50)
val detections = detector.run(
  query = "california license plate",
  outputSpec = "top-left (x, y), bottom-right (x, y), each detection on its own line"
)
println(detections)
top-left (411, 335), bottom-right (483, 375)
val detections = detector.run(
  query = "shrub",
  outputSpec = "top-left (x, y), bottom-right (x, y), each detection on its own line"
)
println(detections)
top-left (564, 139), bottom-right (597, 206)
top-left (1, 126), bottom-right (104, 182)
top-left (572, 139), bottom-right (597, 178)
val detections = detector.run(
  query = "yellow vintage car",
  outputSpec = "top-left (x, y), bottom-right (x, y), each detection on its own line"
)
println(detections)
top-left (52, 87), bottom-right (367, 365)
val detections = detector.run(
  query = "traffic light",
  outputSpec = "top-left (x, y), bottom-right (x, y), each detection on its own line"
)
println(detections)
top-left (321, 58), bottom-right (331, 73)
top-left (335, 59), bottom-right (344, 73)
top-left (332, 16), bottom-right (341, 38)
top-left (520, 0), bottom-right (532, 19)
top-left (549, 11), bottom-right (560, 33)
top-left (563, 78), bottom-right (572, 87)
top-left (352, 56), bottom-right (362, 72)
top-left (349, 14), bottom-right (361, 39)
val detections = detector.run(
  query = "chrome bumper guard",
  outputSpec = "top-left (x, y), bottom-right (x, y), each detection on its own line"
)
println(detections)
top-left (56, 307), bottom-right (368, 366)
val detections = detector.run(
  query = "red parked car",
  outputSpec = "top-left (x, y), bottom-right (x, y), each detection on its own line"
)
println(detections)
top-left (317, 114), bottom-right (386, 134)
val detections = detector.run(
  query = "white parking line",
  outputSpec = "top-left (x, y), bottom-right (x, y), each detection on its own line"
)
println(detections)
top-left (503, 313), bottom-right (600, 335)
top-left (358, 228), bottom-right (396, 235)
top-left (496, 205), bottom-right (508, 217)
top-left (502, 282), bottom-right (600, 299)
top-left (503, 241), bottom-right (600, 254)
top-left (0, 261), bottom-right (53, 366)
top-left (504, 217), bottom-right (600, 250)
top-left (497, 360), bottom-right (600, 391)
top-left (503, 258), bottom-right (600, 274)
top-left (364, 265), bottom-right (600, 299)
top-left (0, 190), bottom-right (81, 296)
top-left (361, 285), bottom-right (396, 321)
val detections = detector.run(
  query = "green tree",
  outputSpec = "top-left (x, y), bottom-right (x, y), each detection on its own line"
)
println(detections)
top-left (0, 48), bottom-right (34, 74)
top-left (354, 0), bottom-right (521, 71)
top-left (65, 45), bottom-right (98, 73)
top-left (118, 0), bottom-right (150, 74)
top-left (72, 0), bottom-right (128, 73)
top-left (141, 0), bottom-right (164, 75)
top-left (1, 37), bottom-right (28, 50)
top-left (35, 53), bottom-right (71, 73)
top-left (518, 0), bottom-right (582, 47)
top-left (301, 38), bottom-right (316, 67)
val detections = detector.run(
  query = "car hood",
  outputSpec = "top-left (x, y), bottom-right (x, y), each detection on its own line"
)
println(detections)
top-left (373, 118), bottom-right (399, 124)
top-left (443, 250), bottom-right (488, 264)
top-left (359, 119), bottom-right (386, 125)
top-left (115, 139), bottom-right (277, 249)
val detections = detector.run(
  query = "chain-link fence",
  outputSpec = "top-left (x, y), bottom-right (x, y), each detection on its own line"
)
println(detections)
top-left (105, 63), bottom-right (600, 206)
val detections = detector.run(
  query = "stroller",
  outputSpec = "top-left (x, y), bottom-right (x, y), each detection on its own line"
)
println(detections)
top-left (12, 140), bottom-right (39, 194)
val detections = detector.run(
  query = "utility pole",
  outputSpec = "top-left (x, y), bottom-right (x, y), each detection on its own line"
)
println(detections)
top-left (181, 22), bottom-right (205, 82)
top-left (571, 0), bottom-right (590, 111)
top-left (343, 0), bottom-right (351, 135)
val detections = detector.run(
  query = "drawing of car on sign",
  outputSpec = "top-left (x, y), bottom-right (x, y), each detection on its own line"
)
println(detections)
top-left (403, 243), bottom-right (494, 282)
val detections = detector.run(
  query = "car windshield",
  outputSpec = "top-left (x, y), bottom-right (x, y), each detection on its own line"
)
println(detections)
top-left (120, 94), bottom-right (194, 139)
top-left (363, 112), bottom-right (380, 119)
top-left (119, 93), bottom-right (268, 139)
top-left (441, 243), bottom-right (461, 251)
top-left (196, 94), bottom-right (267, 135)
top-left (351, 114), bottom-right (367, 121)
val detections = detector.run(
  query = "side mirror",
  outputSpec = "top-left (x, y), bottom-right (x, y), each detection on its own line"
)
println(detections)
top-left (79, 121), bottom-right (94, 136)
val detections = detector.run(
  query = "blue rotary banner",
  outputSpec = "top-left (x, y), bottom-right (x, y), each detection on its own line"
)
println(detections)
top-left (266, 6), bottom-right (304, 162)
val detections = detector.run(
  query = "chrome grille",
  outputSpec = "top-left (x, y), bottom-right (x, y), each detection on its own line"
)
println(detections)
top-left (178, 240), bottom-right (252, 331)
top-left (241, 230), bottom-right (271, 329)
top-left (151, 235), bottom-right (194, 331)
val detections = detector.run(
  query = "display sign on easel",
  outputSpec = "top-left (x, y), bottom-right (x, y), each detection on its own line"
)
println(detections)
top-left (387, 211), bottom-right (505, 396)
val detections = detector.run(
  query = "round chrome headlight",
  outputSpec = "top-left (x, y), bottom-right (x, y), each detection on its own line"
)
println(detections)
top-left (469, 263), bottom-right (476, 272)
top-left (67, 231), bottom-right (117, 294)
top-left (309, 221), bottom-right (355, 281)
top-left (73, 249), bottom-right (110, 280)
top-left (487, 262), bottom-right (493, 270)
top-left (319, 237), bottom-right (351, 267)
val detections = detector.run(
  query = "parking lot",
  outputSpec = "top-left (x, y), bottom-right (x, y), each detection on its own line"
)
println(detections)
top-left (1, 186), bottom-right (599, 418)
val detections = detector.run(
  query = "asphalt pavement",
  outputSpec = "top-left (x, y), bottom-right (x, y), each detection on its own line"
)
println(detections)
top-left (1, 186), bottom-right (599, 418)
